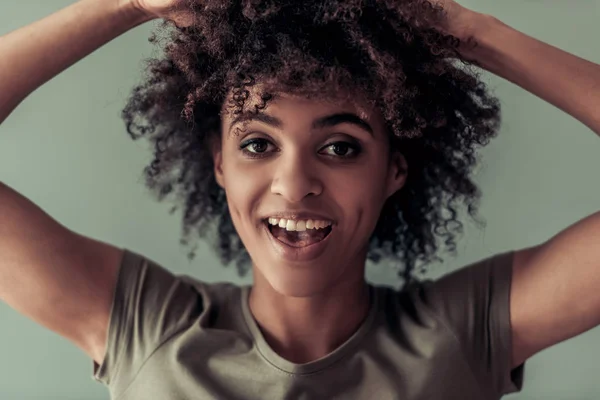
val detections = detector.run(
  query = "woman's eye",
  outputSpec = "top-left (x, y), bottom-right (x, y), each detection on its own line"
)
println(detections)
top-left (321, 142), bottom-right (361, 158)
top-left (240, 138), bottom-right (274, 156)
top-left (240, 138), bottom-right (361, 159)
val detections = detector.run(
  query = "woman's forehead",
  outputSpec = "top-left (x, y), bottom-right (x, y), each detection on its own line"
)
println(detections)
top-left (220, 85), bottom-right (378, 123)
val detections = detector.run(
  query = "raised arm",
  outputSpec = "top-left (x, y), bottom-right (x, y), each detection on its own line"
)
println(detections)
top-left (435, 2), bottom-right (600, 370)
top-left (0, 0), bottom-right (153, 124)
top-left (0, 0), bottom-right (156, 364)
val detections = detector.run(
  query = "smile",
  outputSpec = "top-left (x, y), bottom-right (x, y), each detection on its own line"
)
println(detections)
top-left (265, 221), bottom-right (333, 248)
top-left (262, 220), bottom-right (334, 262)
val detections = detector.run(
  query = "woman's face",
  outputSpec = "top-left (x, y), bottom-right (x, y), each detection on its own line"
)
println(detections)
top-left (214, 88), bottom-right (407, 297)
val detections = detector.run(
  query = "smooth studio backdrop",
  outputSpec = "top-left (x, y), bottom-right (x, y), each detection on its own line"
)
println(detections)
top-left (1, 1), bottom-right (599, 399)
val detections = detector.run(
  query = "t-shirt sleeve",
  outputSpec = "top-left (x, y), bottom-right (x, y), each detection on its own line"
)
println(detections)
top-left (417, 250), bottom-right (525, 397)
top-left (91, 249), bottom-right (203, 394)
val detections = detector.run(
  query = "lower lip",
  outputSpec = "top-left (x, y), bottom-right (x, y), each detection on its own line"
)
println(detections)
top-left (263, 222), bottom-right (334, 263)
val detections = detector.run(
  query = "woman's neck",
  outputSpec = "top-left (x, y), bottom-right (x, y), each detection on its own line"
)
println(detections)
top-left (248, 275), bottom-right (372, 364)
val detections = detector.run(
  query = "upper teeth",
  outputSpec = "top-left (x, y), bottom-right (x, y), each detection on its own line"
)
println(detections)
top-left (267, 218), bottom-right (333, 232)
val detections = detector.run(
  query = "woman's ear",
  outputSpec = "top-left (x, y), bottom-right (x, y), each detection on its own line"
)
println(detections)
top-left (385, 151), bottom-right (408, 199)
top-left (210, 135), bottom-right (225, 189)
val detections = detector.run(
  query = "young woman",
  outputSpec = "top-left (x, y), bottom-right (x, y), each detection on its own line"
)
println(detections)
top-left (0, 0), bottom-right (599, 399)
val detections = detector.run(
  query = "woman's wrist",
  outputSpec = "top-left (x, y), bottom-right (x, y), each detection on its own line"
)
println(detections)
top-left (115, 0), bottom-right (158, 25)
top-left (452, 11), bottom-right (497, 60)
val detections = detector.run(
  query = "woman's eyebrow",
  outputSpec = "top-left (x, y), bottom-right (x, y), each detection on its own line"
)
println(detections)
top-left (228, 112), bottom-right (374, 137)
top-left (229, 112), bottom-right (282, 134)
top-left (313, 113), bottom-right (374, 136)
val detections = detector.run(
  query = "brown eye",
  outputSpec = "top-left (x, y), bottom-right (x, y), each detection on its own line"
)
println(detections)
top-left (332, 143), bottom-right (350, 156)
top-left (239, 138), bottom-right (276, 158)
top-left (240, 138), bottom-right (271, 153)
top-left (248, 141), bottom-right (268, 153)
top-left (321, 141), bottom-right (361, 158)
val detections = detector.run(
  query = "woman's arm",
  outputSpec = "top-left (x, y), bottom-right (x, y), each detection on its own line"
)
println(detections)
top-left (0, 0), bottom-right (155, 364)
top-left (439, 5), bottom-right (600, 369)
top-left (0, 0), bottom-right (153, 125)
top-left (457, 11), bottom-right (600, 136)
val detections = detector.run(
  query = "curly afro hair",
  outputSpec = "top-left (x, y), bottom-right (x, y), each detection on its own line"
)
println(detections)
top-left (121, 0), bottom-right (501, 285)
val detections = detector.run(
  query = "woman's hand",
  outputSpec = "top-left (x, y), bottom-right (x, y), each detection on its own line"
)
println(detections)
top-left (132, 0), bottom-right (195, 27)
top-left (427, 0), bottom-right (491, 59)
top-left (428, 0), bottom-right (482, 41)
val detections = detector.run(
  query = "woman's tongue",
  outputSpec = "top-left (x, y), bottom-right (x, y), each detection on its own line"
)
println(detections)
top-left (270, 225), bottom-right (328, 248)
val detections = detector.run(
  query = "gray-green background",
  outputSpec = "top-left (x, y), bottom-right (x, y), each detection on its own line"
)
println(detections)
top-left (1, 1), bottom-right (599, 399)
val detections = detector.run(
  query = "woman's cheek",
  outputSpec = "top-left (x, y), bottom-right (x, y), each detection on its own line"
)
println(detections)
top-left (225, 159), bottom-right (270, 205)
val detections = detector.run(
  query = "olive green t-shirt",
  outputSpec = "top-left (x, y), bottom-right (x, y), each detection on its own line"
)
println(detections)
top-left (92, 249), bottom-right (525, 399)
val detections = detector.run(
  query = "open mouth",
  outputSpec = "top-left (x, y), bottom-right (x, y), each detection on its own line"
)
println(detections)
top-left (265, 221), bottom-right (333, 248)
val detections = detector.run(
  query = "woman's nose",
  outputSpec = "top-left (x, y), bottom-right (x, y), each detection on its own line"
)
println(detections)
top-left (270, 154), bottom-right (323, 202)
